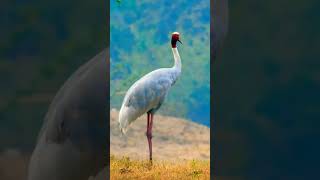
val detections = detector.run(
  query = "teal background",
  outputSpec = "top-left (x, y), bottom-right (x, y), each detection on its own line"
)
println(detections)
top-left (0, 0), bottom-right (106, 150)
top-left (110, 0), bottom-right (211, 126)
top-left (214, 0), bottom-right (320, 178)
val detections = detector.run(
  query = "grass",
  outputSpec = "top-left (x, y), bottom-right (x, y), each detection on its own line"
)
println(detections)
top-left (110, 155), bottom-right (210, 180)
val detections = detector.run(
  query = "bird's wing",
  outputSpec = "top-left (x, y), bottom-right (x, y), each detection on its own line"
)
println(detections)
top-left (124, 69), bottom-right (173, 112)
top-left (28, 49), bottom-right (108, 180)
top-left (37, 49), bottom-right (108, 143)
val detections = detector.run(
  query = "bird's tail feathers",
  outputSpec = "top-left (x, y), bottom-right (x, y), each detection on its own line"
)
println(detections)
top-left (118, 106), bottom-right (130, 135)
top-left (118, 118), bottom-right (129, 136)
top-left (120, 126), bottom-right (128, 135)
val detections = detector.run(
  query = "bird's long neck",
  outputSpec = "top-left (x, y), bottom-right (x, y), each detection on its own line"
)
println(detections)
top-left (172, 47), bottom-right (181, 73)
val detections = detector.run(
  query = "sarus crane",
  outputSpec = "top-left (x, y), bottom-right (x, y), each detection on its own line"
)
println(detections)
top-left (118, 32), bottom-right (182, 162)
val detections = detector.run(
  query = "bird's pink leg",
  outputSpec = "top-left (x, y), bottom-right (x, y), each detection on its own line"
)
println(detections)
top-left (146, 112), bottom-right (153, 162)
top-left (149, 113), bottom-right (153, 161)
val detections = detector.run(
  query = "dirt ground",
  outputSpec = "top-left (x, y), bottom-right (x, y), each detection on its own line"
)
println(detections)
top-left (110, 109), bottom-right (210, 161)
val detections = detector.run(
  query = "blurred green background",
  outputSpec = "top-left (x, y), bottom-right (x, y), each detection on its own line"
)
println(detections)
top-left (214, 0), bottom-right (320, 178)
top-left (110, 0), bottom-right (211, 126)
top-left (0, 0), bottom-right (106, 152)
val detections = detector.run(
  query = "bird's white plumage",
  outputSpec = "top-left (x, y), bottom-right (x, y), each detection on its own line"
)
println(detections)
top-left (118, 40), bottom-right (182, 134)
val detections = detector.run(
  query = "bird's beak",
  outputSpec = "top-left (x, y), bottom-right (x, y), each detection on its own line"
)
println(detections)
top-left (178, 39), bottom-right (182, 44)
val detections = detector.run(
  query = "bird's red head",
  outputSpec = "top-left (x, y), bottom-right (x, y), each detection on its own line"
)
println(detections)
top-left (171, 32), bottom-right (182, 48)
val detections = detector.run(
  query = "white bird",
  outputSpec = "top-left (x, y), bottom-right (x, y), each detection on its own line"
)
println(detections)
top-left (28, 49), bottom-right (109, 180)
top-left (118, 32), bottom-right (182, 162)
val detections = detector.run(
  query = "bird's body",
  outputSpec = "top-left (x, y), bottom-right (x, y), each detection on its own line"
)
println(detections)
top-left (28, 49), bottom-right (109, 180)
top-left (119, 46), bottom-right (181, 133)
top-left (118, 32), bottom-right (182, 161)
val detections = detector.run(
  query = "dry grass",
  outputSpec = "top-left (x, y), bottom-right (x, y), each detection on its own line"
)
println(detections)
top-left (110, 155), bottom-right (210, 180)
